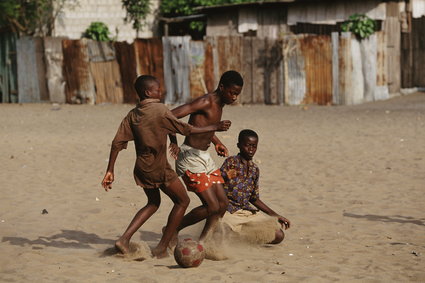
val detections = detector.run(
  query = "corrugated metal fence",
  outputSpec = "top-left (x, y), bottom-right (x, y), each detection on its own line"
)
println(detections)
top-left (0, 32), bottom-right (412, 105)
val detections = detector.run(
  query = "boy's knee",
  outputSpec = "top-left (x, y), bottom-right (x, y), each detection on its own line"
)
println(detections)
top-left (207, 203), bottom-right (220, 215)
top-left (179, 195), bottom-right (190, 209)
top-left (270, 229), bottom-right (285, 244)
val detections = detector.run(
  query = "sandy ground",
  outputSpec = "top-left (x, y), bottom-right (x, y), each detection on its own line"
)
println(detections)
top-left (0, 92), bottom-right (424, 282)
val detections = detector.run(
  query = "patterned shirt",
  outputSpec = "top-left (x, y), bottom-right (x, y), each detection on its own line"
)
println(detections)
top-left (220, 154), bottom-right (260, 213)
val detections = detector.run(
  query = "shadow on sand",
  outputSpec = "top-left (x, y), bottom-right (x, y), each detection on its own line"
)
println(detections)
top-left (343, 213), bottom-right (425, 226)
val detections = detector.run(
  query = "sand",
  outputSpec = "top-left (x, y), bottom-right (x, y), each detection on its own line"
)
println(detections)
top-left (0, 92), bottom-right (424, 282)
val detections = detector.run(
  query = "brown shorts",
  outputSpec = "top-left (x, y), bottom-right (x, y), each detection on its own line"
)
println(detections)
top-left (181, 169), bottom-right (224, 193)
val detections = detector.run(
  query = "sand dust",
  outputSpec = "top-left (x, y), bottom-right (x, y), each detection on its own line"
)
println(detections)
top-left (1, 92), bottom-right (424, 282)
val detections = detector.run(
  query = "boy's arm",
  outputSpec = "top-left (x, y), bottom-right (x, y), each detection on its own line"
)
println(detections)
top-left (168, 133), bottom-right (179, 160)
top-left (211, 134), bottom-right (228, 157)
top-left (171, 96), bottom-right (210, 118)
top-left (251, 199), bottom-right (291, 229)
top-left (101, 147), bottom-right (119, 192)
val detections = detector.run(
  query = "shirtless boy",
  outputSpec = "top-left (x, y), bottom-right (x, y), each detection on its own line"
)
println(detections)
top-left (169, 70), bottom-right (243, 242)
top-left (220, 129), bottom-right (291, 244)
top-left (101, 75), bottom-right (231, 258)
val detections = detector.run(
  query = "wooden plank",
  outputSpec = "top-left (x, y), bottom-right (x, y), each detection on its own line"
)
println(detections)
top-left (385, 17), bottom-right (401, 94)
top-left (17, 37), bottom-right (48, 103)
top-left (89, 60), bottom-right (123, 104)
top-left (62, 39), bottom-right (95, 104)
top-left (44, 37), bottom-right (66, 104)
top-left (300, 35), bottom-right (332, 105)
top-left (241, 37), bottom-right (253, 104)
top-left (114, 41), bottom-right (138, 104)
top-left (251, 38), bottom-right (265, 104)
top-left (134, 38), bottom-right (165, 97)
top-left (338, 32), bottom-right (352, 105)
top-left (331, 32), bottom-right (340, 104)
top-left (412, 17), bottom-right (425, 87)
top-left (189, 41), bottom-right (207, 99)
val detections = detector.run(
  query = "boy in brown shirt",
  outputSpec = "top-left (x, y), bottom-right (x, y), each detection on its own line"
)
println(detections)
top-left (101, 75), bottom-right (231, 258)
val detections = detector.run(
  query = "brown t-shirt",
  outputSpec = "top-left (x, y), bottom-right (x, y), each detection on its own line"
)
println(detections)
top-left (111, 99), bottom-right (192, 189)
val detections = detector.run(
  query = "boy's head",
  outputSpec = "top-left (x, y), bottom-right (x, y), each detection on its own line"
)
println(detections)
top-left (218, 70), bottom-right (243, 105)
top-left (134, 75), bottom-right (161, 101)
top-left (237, 129), bottom-right (258, 161)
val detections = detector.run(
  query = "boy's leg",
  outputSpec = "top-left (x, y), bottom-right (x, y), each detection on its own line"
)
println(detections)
top-left (211, 183), bottom-right (229, 216)
top-left (153, 178), bottom-right (190, 258)
top-left (115, 188), bottom-right (161, 254)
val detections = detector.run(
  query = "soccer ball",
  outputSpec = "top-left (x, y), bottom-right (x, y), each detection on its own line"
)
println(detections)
top-left (174, 238), bottom-right (205, 268)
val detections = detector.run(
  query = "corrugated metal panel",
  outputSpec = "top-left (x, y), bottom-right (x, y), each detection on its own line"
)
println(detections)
top-left (17, 37), bottom-right (48, 103)
top-left (284, 36), bottom-right (306, 105)
top-left (87, 40), bottom-right (115, 62)
top-left (300, 35), bottom-right (332, 105)
top-left (349, 37), bottom-right (364, 105)
top-left (62, 39), bottom-right (95, 104)
top-left (360, 34), bottom-right (377, 103)
top-left (134, 38), bottom-right (165, 97)
top-left (44, 37), bottom-right (66, 104)
top-left (331, 32), bottom-right (340, 105)
top-left (411, 16), bottom-right (425, 87)
top-left (162, 36), bottom-right (191, 104)
top-left (114, 41), bottom-right (138, 103)
top-left (189, 40), bottom-right (207, 99)
top-left (376, 31), bottom-right (390, 100)
top-left (0, 32), bottom-right (18, 103)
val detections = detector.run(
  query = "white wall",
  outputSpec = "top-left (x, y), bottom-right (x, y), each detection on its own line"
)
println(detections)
top-left (53, 0), bottom-right (160, 42)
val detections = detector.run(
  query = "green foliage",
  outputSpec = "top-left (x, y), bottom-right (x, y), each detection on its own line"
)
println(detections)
top-left (160, 0), bottom-right (255, 31)
top-left (83, 22), bottom-right (111, 41)
top-left (0, 0), bottom-right (74, 36)
top-left (122, 0), bottom-right (151, 35)
top-left (341, 14), bottom-right (376, 39)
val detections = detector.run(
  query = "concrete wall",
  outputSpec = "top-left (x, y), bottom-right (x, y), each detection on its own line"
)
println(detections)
top-left (53, 0), bottom-right (160, 42)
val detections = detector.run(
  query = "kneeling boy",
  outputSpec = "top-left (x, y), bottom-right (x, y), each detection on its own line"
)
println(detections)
top-left (220, 129), bottom-right (291, 244)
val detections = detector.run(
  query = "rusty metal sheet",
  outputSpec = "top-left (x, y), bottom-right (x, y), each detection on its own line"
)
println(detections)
top-left (162, 36), bottom-right (191, 104)
top-left (17, 37), bottom-right (48, 103)
top-left (251, 38), bottom-right (265, 104)
top-left (90, 60), bottom-right (123, 104)
top-left (385, 17), bottom-right (401, 94)
top-left (114, 41), bottom-right (138, 104)
top-left (44, 37), bottom-right (66, 104)
top-left (300, 34), bottom-right (332, 105)
top-left (62, 39), bottom-right (95, 104)
top-left (263, 38), bottom-right (283, 104)
top-left (189, 41), bottom-right (207, 99)
top-left (204, 39), bottom-right (216, 93)
top-left (87, 40), bottom-right (115, 62)
top-left (134, 38), bottom-right (165, 97)
top-left (411, 16), bottom-right (425, 87)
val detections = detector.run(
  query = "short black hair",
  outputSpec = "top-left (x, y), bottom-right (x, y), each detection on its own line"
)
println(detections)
top-left (134, 75), bottom-right (158, 99)
top-left (238, 129), bottom-right (258, 143)
top-left (219, 70), bottom-right (243, 88)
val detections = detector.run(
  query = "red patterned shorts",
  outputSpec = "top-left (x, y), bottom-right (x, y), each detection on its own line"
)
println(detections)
top-left (181, 169), bottom-right (224, 193)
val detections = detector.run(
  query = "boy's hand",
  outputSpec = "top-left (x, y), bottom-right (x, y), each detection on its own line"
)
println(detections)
top-left (101, 171), bottom-right (114, 192)
top-left (278, 216), bottom-right (291, 230)
top-left (216, 120), bottom-right (231, 132)
top-left (169, 143), bottom-right (180, 160)
top-left (215, 143), bottom-right (229, 157)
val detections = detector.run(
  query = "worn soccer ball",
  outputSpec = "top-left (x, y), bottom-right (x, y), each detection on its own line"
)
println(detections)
top-left (174, 238), bottom-right (205, 268)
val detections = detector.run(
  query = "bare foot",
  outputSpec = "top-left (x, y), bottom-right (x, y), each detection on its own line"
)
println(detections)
top-left (151, 246), bottom-right (169, 259)
top-left (115, 238), bottom-right (130, 254)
